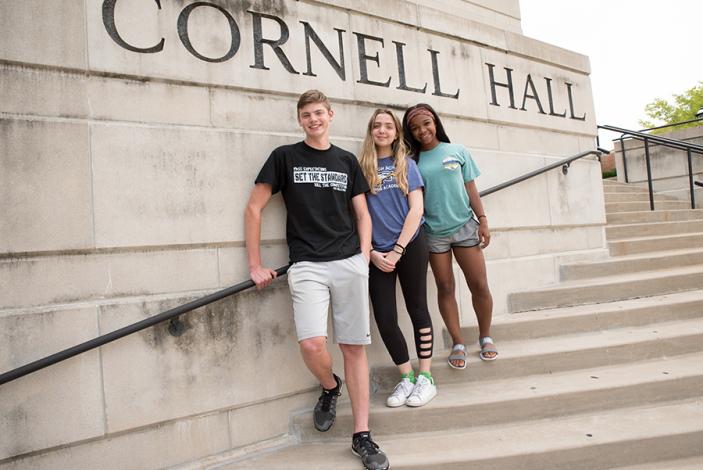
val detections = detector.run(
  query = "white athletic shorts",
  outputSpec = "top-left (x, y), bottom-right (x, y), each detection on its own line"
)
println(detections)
top-left (287, 253), bottom-right (371, 345)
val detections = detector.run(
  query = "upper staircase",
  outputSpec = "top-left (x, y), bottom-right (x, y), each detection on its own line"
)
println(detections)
top-left (180, 180), bottom-right (703, 470)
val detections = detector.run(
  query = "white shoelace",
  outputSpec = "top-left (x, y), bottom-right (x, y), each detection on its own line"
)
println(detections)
top-left (410, 376), bottom-right (432, 398)
top-left (391, 379), bottom-right (414, 398)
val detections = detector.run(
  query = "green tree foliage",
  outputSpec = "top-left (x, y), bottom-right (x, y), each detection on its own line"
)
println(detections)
top-left (639, 81), bottom-right (703, 132)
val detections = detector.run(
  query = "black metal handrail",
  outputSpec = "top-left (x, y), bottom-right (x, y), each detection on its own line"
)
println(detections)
top-left (638, 117), bottom-right (703, 134)
top-left (600, 124), bottom-right (703, 210)
top-left (602, 124), bottom-right (703, 153)
top-left (0, 148), bottom-right (603, 387)
top-left (0, 266), bottom-right (290, 386)
top-left (480, 150), bottom-right (602, 197)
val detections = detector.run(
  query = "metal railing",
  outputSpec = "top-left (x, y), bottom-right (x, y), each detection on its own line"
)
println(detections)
top-left (609, 118), bottom-right (703, 185)
top-left (0, 149), bottom-right (602, 387)
top-left (480, 150), bottom-right (602, 197)
top-left (599, 124), bottom-right (703, 210)
top-left (0, 267), bottom-right (289, 385)
top-left (638, 117), bottom-right (703, 134)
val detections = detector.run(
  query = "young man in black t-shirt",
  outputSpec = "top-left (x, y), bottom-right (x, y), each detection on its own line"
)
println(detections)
top-left (244, 90), bottom-right (389, 470)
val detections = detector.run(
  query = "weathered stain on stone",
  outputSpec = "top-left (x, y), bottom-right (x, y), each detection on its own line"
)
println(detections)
top-left (168, 0), bottom-right (289, 18)
top-left (5, 405), bottom-right (30, 456)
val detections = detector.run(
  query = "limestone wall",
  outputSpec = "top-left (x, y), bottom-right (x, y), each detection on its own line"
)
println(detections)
top-left (1, 0), bottom-right (601, 467)
top-left (614, 125), bottom-right (703, 205)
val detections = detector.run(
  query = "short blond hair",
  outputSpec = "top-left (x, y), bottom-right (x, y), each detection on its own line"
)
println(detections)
top-left (297, 89), bottom-right (331, 112)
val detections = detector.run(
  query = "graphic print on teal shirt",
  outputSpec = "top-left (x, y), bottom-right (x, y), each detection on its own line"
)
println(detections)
top-left (417, 142), bottom-right (480, 237)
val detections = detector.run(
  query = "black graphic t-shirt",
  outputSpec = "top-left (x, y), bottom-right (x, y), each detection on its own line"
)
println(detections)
top-left (255, 142), bottom-right (370, 263)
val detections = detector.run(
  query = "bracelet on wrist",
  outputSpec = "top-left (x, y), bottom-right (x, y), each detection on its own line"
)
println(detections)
top-left (393, 243), bottom-right (406, 255)
top-left (476, 215), bottom-right (487, 220)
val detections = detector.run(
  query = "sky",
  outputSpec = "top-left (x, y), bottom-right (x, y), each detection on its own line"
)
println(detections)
top-left (519, 0), bottom-right (703, 148)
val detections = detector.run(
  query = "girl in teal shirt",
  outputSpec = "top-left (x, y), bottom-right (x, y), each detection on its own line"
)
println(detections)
top-left (402, 103), bottom-right (497, 369)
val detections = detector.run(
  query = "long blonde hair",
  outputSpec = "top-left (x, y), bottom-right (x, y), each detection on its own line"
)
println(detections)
top-left (359, 109), bottom-right (410, 195)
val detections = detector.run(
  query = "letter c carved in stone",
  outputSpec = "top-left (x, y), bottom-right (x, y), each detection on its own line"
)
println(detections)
top-left (102, 0), bottom-right (165, 53)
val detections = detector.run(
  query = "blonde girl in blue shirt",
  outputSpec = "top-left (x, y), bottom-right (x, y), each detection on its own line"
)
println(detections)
top-left (359, 109), bottom-right (436, 407)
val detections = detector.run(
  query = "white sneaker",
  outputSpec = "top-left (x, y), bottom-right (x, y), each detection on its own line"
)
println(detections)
top-left (406, 374), bottom-right (437, 407)
top-left (386, 378), bottom-right (415, 407)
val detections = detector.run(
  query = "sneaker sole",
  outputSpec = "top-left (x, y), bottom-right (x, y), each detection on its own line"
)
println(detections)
top-left (351, 449), bottom-right (390, 470)
top-left (386, 399), bottom-right (407, 408)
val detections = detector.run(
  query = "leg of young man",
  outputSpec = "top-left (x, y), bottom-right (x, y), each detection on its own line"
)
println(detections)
top-left (330, 254), bottom-right (389, 469)
top-left (288, 262), bottom-right (342, 433)
top-left (289, 264), bottom-right (338, 389)
top-left (339, 343), bottom-right (370, 432)
top-left (299, 336), bottom-right (337, 389)
top-left (330, 254), bottom-right (372, 429)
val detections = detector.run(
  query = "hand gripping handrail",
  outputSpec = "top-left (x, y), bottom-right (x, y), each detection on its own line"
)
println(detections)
top-left (0, 148), bottom-right (602, 386)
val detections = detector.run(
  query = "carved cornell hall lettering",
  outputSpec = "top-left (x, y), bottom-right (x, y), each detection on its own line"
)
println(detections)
top-left (102, 0), bottom-right (586, 118)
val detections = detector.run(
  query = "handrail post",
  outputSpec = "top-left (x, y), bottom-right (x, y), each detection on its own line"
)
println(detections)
top-left (688, 148), bottom-right (696, 209)
top-left (643, 137), bottom-right (655, 211)
top-left (620, 136), bottom-right (629, 183)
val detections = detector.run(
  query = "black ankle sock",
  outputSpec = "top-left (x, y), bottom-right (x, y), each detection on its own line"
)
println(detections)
top-left (324, 373), bottom-right (341, 392)
top-left (353, 431), bottom-right (370, 440)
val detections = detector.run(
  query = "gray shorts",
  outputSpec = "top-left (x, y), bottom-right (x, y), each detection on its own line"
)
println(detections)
top-left (426, 218), bottom-right (480, 253)
top-left (287, 253), bottom-right (371, 345)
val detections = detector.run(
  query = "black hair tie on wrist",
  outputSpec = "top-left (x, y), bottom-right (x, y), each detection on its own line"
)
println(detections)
top-left (393, 243), bottom-right (406, 255)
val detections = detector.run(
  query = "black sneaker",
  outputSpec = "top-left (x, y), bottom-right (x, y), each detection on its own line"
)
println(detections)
top-left (351, 431), bottom-right (390, 470)
top-left (313, 373), bottom-right (342, 432)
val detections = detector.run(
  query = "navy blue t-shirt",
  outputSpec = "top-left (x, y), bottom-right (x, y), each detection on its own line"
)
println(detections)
top-left (365, 156), bottom-right (424, 252)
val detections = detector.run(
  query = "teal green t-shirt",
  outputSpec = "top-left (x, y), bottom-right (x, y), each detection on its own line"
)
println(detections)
top-left (416, 142), bottom-right (480, 237)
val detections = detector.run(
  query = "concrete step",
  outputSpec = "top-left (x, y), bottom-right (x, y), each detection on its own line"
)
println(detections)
top-left (458, 290), bottom-right (703, 343)
top-left (508, 265), bottom-right (703, 312)
top-left (560, 248), bottom-right (703, 280)
top-left (607, 209), bottom-right (703, 225)
top-left (294, 353), bottom-right (703, 441)
top-left (613, 456), bottom-right (703, 469)
top-left (608, 232), bottom-right (703, 256)
top-left (602, 180), bottom-right (651, 192)
top-left (606, 200), bottom-right (693, 213)
top-left (606, 219), bottom-right (703, 239)
top-left (603, 185), bottom-right (651, 194)
top-left (604, 192), bottom-right (678, 203)
top-left (218, 400), bottom-right (703, 469)
top-left (373, 314), bottom-right (703, 392)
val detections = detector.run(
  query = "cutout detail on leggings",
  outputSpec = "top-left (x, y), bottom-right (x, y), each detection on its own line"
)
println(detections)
top-left (418, 328), bottom-right (433, 357)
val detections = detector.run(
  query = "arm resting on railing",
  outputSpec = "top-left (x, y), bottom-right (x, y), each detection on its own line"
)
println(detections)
top-left (245, 183), bottom-right (279, 289)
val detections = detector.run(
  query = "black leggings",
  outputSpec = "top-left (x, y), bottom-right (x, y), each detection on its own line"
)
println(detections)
top-left (369, 231), bottom-right (433, 365)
